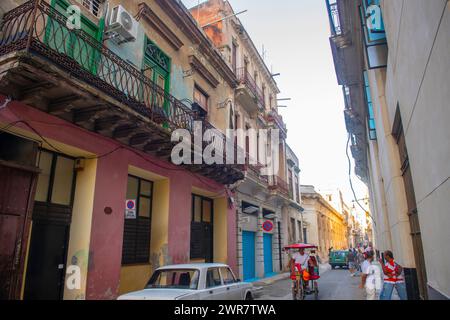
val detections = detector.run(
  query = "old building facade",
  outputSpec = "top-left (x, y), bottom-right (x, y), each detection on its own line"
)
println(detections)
top-left (326, 0), bottom-right (450, 299)
top-left (0, 0), bottom-right (247, 300)
top-left (301, 185), bottom-right (347, 262)
top-left (189, 0), bottom-right (297, 281)
top-left (0, 0), bottom-right (301, 300)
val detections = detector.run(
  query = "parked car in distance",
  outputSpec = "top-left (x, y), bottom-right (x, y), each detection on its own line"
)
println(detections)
top-left (329, 250), bottom-right (349, 269)
top-left (117, 263), bottom-right (254, 300)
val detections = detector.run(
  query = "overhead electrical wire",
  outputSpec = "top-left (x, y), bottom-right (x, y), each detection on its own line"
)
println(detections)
top-left (0, 110), bottom-right (231, 196)
top-left (346, 133), bottom-right (377, 227)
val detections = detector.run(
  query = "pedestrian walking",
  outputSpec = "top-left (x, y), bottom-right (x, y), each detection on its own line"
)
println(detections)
top-left (360, 250), bottom-right (382, 300)
top-left (379, 250), bottom-right (408, 300)
top-left (348, 248), bottom-right (357, 276)
top-left (354, 248), bottom-right (364, 276)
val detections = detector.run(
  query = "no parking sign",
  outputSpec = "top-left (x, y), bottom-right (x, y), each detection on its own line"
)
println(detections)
top-left (263, 220), bottom-right (274, 232)
top-left (125, 200), bottom-right (136, 219)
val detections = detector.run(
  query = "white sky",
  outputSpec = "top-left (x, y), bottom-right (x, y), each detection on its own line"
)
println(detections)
top-left (183, 0), bottom-right (368, 204)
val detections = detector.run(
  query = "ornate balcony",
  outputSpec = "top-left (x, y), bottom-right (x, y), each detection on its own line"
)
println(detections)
top-left (235, 67), bottom-right (265, 114)
top-left (266, 109), bottom-right (287, 138)
top-left (269, 175), bottom-right (290, 197)
top-left (0, 0), bottom-right (244, 185)
top-left (244, 152), bottom-right (269, 185)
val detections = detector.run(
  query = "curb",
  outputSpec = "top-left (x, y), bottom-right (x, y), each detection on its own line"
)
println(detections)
top-left (252, 272), bottom-right (290, 287)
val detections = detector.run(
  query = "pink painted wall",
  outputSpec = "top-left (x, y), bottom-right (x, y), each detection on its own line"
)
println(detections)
top-left (86, 149), bottom-right (129, 300)
top-left (168, 177), bottom-right (192, 264)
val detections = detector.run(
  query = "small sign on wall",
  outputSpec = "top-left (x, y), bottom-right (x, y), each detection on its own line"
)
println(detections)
top-left (263, 220), bottom-right (274, 232)
top-left (125, 200), bottom-right (137, 219)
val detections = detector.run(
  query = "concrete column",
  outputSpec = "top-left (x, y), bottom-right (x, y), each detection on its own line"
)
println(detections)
top-left (86, 149), bottom-right (129, 300)
top-left (64, 159), bottom-right (97, 300)
top-left (369, 69), bottom-right (415, 268)
top-left (272, 215), bottom-right (280, 273)
top-left (236, 202), bottom-right (244, 280)
top-left (167, 175), bottom-right (192, 265)
top-left (227, 199), bottom-right (238, 275)
top-left (255, 206), bottom-right (264, 278)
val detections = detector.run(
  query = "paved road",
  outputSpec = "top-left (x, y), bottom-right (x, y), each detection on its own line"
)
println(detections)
top-left (256, 268), bottom-right (365, 300)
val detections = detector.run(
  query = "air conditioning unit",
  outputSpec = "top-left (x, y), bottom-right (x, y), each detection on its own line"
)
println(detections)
top-left (106, 5), bottom-right (138, 43)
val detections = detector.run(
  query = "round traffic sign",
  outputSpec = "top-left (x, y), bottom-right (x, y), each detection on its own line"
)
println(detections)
top-left (263, 220), bottom-right (274, 232)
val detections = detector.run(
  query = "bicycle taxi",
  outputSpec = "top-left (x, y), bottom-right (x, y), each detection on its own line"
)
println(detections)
top-left (284, 243), bottom-right (321, 300)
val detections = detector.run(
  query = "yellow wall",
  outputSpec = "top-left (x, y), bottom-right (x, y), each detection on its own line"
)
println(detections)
top-left (1, 127), bottom-right (97, 300)
top-left (118, 171), bottom-right (170, 295)
top-left (150, 179), bottom-right (170, 269)
top-left (63, 159), bottom-right (98, 300)
top-left (118, 265), bottom-right (153, 295)
top-left (213, 197), bottom-right (228, 264)
top-left (20, 222), bottom-right (33, 299)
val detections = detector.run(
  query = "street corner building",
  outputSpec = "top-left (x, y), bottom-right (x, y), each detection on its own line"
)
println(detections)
top-left (0, 0), bottom-right (300, 300)
top-left (326, 0), bottom-right (450, 299)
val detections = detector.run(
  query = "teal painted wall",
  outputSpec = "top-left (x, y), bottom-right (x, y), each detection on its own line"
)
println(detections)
top-left (170, 64), bottom-right (192, 104)
top-left (105, 25), bottom-right (146, 70)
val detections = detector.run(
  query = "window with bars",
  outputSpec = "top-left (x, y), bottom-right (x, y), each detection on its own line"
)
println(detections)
top-left (80, 0), bottom-right (103, 17)
top-left (122, 175), bottom-right (153, 265)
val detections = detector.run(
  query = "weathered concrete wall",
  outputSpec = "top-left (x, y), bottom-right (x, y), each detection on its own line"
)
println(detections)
top-left (379, 0), bottom-right (450, 298)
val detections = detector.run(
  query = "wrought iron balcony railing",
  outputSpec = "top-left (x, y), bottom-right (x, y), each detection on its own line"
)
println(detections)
top-left (269, 175), bottom-right (290, 196)
top-left (244, 153), bottom-right (269, 184)
top-left (0, 0), bottom-right (196, 132)
top-left (0, 0), bottom-right (246, 172)
top-left (267, 109), bottom-right (287, 133)
top-left (236, 67), bottom-right (265, 110)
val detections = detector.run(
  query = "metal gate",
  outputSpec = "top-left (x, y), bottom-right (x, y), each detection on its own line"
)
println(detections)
top-left (242, 231), bottom-right (256, 281)
top-left (263, 233), bottom-right (273, 276)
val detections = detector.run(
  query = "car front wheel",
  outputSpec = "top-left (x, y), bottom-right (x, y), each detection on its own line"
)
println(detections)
top-left (245, 292), bottom-right (253, 301)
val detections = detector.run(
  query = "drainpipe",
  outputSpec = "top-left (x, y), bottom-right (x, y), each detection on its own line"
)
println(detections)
top-left (277, 221), bottom-right (282, 271)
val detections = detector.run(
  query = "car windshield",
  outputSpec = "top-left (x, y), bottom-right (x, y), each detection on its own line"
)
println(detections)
top-left (146, 269), bottom-right (200, 290)
top-left (333, 251), bottom-right (347, 258)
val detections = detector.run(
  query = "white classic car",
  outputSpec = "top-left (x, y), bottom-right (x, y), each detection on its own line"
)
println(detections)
top-left (117, 263), bottom-right (255, 300)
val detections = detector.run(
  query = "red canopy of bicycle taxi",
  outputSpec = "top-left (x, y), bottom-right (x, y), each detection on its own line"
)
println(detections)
top-left (283, 243), bottom-right (318, 250)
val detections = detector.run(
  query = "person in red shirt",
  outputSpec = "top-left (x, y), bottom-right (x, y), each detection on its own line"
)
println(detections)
top-left (379, 250), bottom-right (408, 300)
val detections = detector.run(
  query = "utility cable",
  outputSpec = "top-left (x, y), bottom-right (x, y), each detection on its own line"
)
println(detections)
top-left (346, 133), bottom-right (377, 227)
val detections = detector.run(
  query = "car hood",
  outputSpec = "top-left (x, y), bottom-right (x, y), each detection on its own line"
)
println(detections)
top-left (117, 289), bottom-right (194, 300)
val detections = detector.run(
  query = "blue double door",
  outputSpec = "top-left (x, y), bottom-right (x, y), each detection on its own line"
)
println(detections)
top-left (242, 231), bottom-right (256, 281)
top-left (263, 233), bottom-right (273, 276)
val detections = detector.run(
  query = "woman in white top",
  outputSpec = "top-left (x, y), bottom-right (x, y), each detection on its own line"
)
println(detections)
top-left (360, 250), bottom-right (383, 300)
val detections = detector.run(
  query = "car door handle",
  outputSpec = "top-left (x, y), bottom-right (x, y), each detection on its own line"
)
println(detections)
top-left (209, 290), bottom-right (214, 294)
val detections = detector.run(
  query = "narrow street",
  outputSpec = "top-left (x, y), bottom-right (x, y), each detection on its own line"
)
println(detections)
top-left (256, 268), bottom-right (364, 300)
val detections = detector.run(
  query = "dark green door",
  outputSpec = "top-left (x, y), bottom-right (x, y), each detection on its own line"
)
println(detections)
top-left (45, 0), bottom-right (103, 74)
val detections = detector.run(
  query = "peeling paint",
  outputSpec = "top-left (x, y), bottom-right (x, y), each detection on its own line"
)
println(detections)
top-left (171, 64), bottom-right (192, 102)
